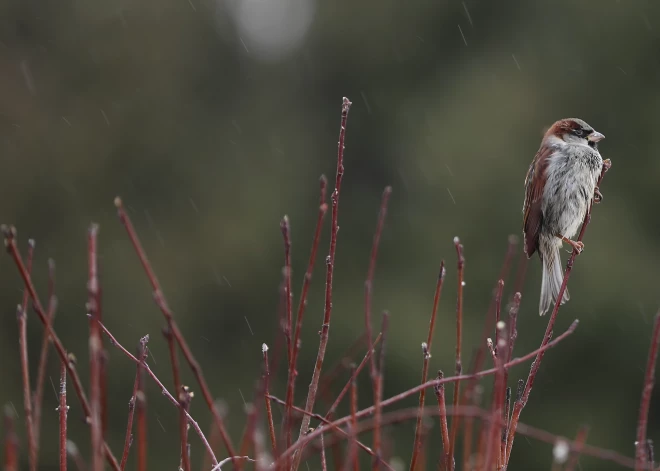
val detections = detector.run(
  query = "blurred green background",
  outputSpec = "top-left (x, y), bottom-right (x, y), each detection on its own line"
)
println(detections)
top-left (1, 0), bottom-right (659, 469)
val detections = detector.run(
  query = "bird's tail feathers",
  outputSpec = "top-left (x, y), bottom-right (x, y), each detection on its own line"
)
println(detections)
top-left (539, 236), bottom-right (569, 316)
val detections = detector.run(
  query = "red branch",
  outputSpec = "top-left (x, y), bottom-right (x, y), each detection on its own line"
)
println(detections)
top-left (365, 187), bottom-right (393, 380)
top-left (448, 237), bottom-right (465, 470)
top-left (262, 344), bottom-right (277, 456)
top-left (373, 312), bottom-right (389, 470)
top-left (59, 361), bottom-right (68, 471)
top-left (281, 215), bottom-right (294, 368)
top-left (120, 335), bottom-right (149, 470)
top-left (284, 177), bottom-right (329, 461)
top-left (505, 159), bottom-right (611, 465)
top-left (410, 260), bottom-right (446, 471)
top-left (163, 325), bottom-right (189, 471)
top-left (87, 224), bottom-right (103, 471)
top-left (2, 226), bottom-right (121, 470)
top-left (434, 371), bottom-right (451, 470)
top-left (17, 239), bottom-right (36, 471)
top-left (292, 97), bottom-right (353, 471)
top-left (461, 237), bottom-right (518, 470)
top-left (314, 405), bottom-right (640, 470)
top-left (114, 197), bottom-right (237, 466)
top-left (33, 258), bottom-right (57, 454)
top-left (96, 320), bottom-right (218, 467)
top-left (274, 317), bottom-right (579, 466)
top-left (635, 312), bottom-right (660, 470)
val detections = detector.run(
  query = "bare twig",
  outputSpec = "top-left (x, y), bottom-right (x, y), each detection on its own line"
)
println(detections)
top-left (261, 344), bottom-right (277, 456)
top-left (59, 362), bottom-right (68, 471)
top-left (349, 364), bottom-right (359, 471)
top-left (136, 359), bottom-right (147, 471)
top-left (461, 237), bottom-right (518, 470)
top-left (17, 239), bottom-right (36, 471)
top-left (505, 160), bottom-right (611, 466)
top-left (320, 433), bottom-right (328, 471)
top-left (2, 227), bottom-right (121, 470)
top-left (267, 395), bottom-right (394, 471)
top-left (163, 325), bottom-right (190, 471)
top-left (448, 237), bottom-right (465, 470)
top-left (434, 371), bottom-right (451, 470)
top-left (284, 176), bottom-right (328, 463)
top-left (372, 312), bottom-right (389, 470)
top-left (324, 334), bottom-right (382, 422)
top-left (410, 261), bottom-right (446, 471)
top-left (114, 198), bottom-right (237, 465)
top-left (281, 215), bottom-right (294, 368)
top-left (87, 225), bottom-right (103, 471)
top-left (635, 312), bottom-right (660, 470)
top-left (33, 258), bottom-right (57, 453)
top-left (120, 335), bottom-right (149, 470)
top-left (296, 403), bottom-right (641, 471)
top-left (274, 317), bottom-right (578, 467)
top-left (293, 97), bottom-right (353, 471)
top-left (96, 320), bottom-right (219, 467)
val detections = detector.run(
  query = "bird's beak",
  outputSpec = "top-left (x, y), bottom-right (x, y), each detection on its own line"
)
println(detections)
top-left (588, 131), bottom-right (605, 142)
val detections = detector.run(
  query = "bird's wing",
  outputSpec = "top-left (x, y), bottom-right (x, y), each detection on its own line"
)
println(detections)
top-left (522, 144), bottom-right (554, 258)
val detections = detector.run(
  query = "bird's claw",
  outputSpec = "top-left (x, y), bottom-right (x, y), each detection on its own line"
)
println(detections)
top-left (602, 159), bottom-right (612, 172)
top-left (594, 187), bottom-right (603, 204)
top-left (571, 241), bottom-right (585, 254)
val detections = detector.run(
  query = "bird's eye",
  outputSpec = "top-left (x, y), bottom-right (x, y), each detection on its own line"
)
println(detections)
top-left (575, 129), bottom-right (584, 137)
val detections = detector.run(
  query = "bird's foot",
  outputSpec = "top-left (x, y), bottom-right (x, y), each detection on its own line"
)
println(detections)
top-left (557, 234), bottom-right (584, 254)
top-left (602, 159), bottom-right (612, 173)
top-left (594, 186), bottom-right (603, 204)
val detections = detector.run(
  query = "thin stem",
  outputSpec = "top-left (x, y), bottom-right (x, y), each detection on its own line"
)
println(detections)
top-left (324, 334), bottom-right (382, 420)
top-left (315, 405), bottom-right (639, 470)
top-left (268, 395), bottom-right (394, 471)
top-left (96, 320), bottom-right (219, 467)
top-left (635, 312), bottom-right (660, 470)
top-left (33, 258), bottom-right (57, 453)
top-left (281, 215), bottom-right (294, 367)
top-left (262, 344), bottom-right (277, 456)
top-left (163, 326), bottom-right (190, 471)
top-left (120, 336), bottom-right (149, 470)
top-left (114, 198), bottom-right (237, 465)
top-left (448, 238), bottom-right (465, 470)
top-left (505, 160), bottom-right (611, 466)
top-left (350, 365), bottom-right (359, 471)
top-left (1, 227), bottom-right (121, 470)
top-left (274, 318), bottom-right (578, 466)
top-left (17, 239), bottom-right (36, 471)
top-left (434, 371), bottom-right (451, 470)
top-left (88, 224), bottom-right (103, 471)
top-left (410, 261), bottom-right (446, 471)
top-left (293, 97), bottom-right (353, 471)
top-left (461, 237), bottom-right (518, 470)
top-left (320, 434), bottom-right (328, 471)
top-left (59, 362), bottom-right (68, 471)
top-left (372, 312), bottom-right (390, 470)
top-left (284, 175), bottom-right (328, 463)
top-left (136, 358), bottom-right (147, 471)
top-left (365, 187), bottom-right (393, 380)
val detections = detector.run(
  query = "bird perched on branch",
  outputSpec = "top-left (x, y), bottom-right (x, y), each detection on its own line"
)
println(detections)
top-left (522, 118), bottom-right (610, 315)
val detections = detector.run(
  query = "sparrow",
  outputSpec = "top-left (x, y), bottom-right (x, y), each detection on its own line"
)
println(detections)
top-left (522, 118), bottom-right (610, 315)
